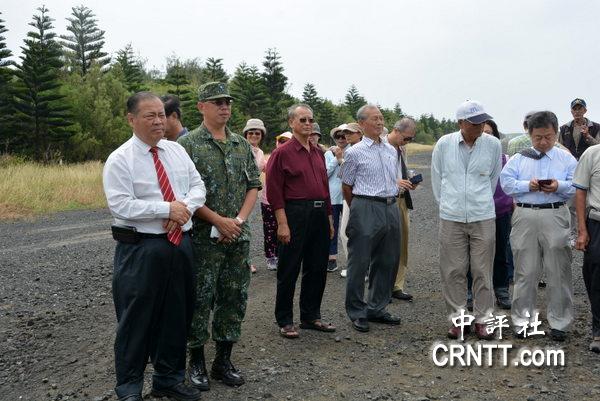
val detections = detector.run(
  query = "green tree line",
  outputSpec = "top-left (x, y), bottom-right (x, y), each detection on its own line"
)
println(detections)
top-left (0, 6), bottom-right (457, 162)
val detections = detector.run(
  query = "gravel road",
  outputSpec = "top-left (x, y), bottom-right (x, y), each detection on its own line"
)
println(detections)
top-left (1, 152), bottom-right (600, 401)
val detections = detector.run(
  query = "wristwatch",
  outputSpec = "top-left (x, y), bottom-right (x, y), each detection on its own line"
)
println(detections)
top-left (235, 216), bottom-right (245, 224)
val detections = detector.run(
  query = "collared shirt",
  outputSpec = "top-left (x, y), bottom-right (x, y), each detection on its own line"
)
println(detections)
top-left (266, 136), bottom-right (332, 213)
top-left (177, 127), bottom-right (189, 139)
top-left (431, 131), bottom-right (502, 223)
top-left (341, 136), bottom-right (399, 198)
top-left (179, 123), bottom-right (261, 240)
top-left (103, 134), bottom-right (206, 233)
top-left (500, 146), bottom-right (577, 204)
top-left (324, 145), bottom-right (347, 205)
top-left (572, 144), bottom-right (600, 211)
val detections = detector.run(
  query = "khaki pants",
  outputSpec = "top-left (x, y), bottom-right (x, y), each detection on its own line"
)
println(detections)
top-left (393, 196), bottom-right (410, 291)
top-left (510, 205), bottom-right (573, 331)
top-left (439, 218), bottom-right (495, 323)
top-left (340, 200), bottom-right (349, 258)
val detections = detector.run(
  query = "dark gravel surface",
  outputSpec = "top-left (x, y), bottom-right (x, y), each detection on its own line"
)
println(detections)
top-left (1, 151), bottom-right (600, 401)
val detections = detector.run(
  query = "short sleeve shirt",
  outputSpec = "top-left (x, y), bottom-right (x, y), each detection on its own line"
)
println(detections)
top-left (179, 123), bottom-right (262, 240)
top-left (573, 145), bottom-right (600, 211)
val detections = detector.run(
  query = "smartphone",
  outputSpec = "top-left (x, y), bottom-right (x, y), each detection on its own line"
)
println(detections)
top-left (538, 179), bottom-right (552, 186)
top-left (409, 174), bottom-right (423, 185)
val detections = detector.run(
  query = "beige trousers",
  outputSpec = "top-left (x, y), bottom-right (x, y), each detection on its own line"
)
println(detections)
top-left (439, 218), bottom-right (496, 323)
top-left (393, 196), bottom-right (410, 291)
top-left (340, 200), bottom-right (349, 258)
top-left (510, 205), bottom-right (573, 331)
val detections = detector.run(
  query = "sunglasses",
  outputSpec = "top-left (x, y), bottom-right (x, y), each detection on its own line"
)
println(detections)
top-left (277, 138), bottom-right (289, 144)
top-left (298, 117), bottom-right (315, 124)
top-left (334, 135), bottom-right (346, 140)
top-left (207, 99), bottom-right (232, 107)
top-left (246, 131), bottom-right (262, 136)
top-left (404, 136), bottom-right (415, 142)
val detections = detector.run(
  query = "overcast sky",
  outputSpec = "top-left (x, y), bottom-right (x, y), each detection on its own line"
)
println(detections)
top-left (3, 0), bottom-right (599, 132)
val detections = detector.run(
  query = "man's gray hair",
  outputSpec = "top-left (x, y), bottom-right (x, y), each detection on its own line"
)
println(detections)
top-left (393, 117), bottom-right (417, 133)
top-left (356, 104), bottom-right (379, 121)
top-left (287, 103), bottom-right (313, 120)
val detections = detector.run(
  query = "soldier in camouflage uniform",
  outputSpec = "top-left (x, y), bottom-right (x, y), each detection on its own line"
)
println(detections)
top-left (178, 82), bottom-right (261, 391)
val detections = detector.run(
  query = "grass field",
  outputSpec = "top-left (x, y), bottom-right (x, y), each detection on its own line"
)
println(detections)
top-left (0, 161), bottom-right (105, 219)
top-left (0, 142), bottom-right (434, 219)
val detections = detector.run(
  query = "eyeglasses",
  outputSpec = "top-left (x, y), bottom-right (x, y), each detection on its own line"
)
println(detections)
top-left (334, 135), bottom-right (346, 140)
top-left (246, 131), bottom-right (262, 136)
top-left (277, 138), bottom-right (289, 144)
top-left (207, 99), bottom-right (232, 107)
top-left (298, 117), bottom-right (314, 124)
top-left (403, 136), bottom-right (415, 142)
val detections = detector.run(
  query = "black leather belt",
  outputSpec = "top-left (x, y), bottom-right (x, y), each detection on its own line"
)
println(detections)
top-left (516, 202), bottom-right (565, 209)
top-left (354, 195), bottom-right (397, 205)
top-left (286, 199), bottom-right (326, 208)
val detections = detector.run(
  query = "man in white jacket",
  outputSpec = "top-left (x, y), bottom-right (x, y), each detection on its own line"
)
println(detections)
top-left (431, 100), bottom-right (501, 340)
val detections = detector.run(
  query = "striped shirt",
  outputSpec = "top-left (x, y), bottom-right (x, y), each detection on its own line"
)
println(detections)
top-left (341, 136), bottom-right (399, 197)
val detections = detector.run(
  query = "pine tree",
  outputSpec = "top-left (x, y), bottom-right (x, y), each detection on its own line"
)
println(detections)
top-left (344, 85), bottom-right (366, 119)
top-left (113, 43), bottom-right (145, 92)
top-left (230, 62), bottom-right (270, 120)
top-left (60, 5), bottom-right (109, 75)
top-left (261, 48), bottom-right (293, 135)
top-left (13, 6), bottom-right (73, 161)
top-left (165, 56), bottom-right (200, 129)
top-left (0, 12), bottom-right (16, 152)
top-left (202, 57), bottom-right (228, 83)
top-left (302, 83), bottom-right (321, 110)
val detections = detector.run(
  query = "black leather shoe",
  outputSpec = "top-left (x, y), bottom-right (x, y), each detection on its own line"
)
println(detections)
top-left (211, 341), bottom-right (245, 387)
top-left (352, 318), bottom-right (370, 332)
top-left (118, 395), bottom-right (142, 401)
top-left (188, 346), bottom-right (210, 391)
top-left (392, 290), bottom-right (413, 301)
top-left (368, 313), bottom-right (401, 325)
top-left (550, 329), bottom-right (567, 342)
top-left (151, 382), bottom-right (201, 401)
top-left (496, 297), bottom-right (512, 310)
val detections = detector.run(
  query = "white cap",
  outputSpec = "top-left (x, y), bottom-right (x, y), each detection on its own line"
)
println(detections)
top-left (275, 131), bottom-right (293, 140)
top-left (456, 100), bottom-right (492, 124)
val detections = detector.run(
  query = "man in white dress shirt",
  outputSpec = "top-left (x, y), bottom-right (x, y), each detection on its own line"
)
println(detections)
top-left (103, 92), bottom-right (206, 401)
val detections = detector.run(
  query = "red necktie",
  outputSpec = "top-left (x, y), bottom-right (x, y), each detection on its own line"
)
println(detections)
top-left (150, 146), bottom-right (182, 246)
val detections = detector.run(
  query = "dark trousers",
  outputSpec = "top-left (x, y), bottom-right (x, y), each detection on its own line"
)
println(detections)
top-left (261, 203), bottom-right (278, 259)
top-left (329, 204), bottom-right (343, 256)
top-left (112, 234), bottom-right (195, 398)
top-left (345, 197), bottom-right (401, 320)
top-left (583, 218), bottom-right (600, 337)
top-left (275, 201), bottom-right (330, 327)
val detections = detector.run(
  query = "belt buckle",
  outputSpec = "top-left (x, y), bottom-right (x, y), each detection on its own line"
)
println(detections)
top-left (313, 201), bottom-right (324, 208)
top-left (386, 197), bottom-right (394, 205)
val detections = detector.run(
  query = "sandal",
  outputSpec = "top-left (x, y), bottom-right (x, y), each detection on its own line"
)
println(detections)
top-left (299, 320), bottom-right (336, 332)
top-left (279, 324), bottom-right (299, 339)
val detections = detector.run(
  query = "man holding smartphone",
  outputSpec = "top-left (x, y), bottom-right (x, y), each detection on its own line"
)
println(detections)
top-left (386, 118), bottom-right (418, 301)
top-left (501, 111), bottom-right (577, 341)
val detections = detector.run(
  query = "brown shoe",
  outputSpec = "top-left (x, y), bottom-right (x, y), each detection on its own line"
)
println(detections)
top-left (474, 323), bottom-right (494, 340)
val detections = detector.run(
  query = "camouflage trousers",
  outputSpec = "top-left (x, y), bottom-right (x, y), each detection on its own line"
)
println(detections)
top-left (188, 237), bottom-right (251, 349)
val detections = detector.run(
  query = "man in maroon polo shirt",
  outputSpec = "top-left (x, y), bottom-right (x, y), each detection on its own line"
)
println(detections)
top-left (266, 103), bottom-right (335, 339)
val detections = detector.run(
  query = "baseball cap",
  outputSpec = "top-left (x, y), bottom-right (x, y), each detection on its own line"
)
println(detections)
top-left (344, 122), bottom-right (363, 134)
top-left (456, 100), bottom-right (492, 124)
top-left (571, 98), bottom-right (587, 109)
top-left (198, 81), bottom-right (234, 101)
top-left (311, 122), bottom-right (322, 136)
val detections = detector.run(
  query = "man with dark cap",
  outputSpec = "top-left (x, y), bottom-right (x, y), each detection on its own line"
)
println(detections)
top-left (559, 98), bottom-right (600, 160)
top-left (179, 82), bottom-right (261, 390)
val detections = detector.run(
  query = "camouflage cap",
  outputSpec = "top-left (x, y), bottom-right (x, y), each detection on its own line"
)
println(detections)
top-left (198, 81), bottom-right (234, 101)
